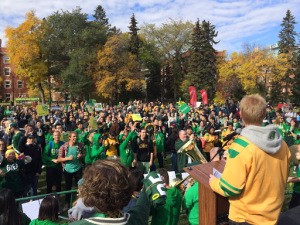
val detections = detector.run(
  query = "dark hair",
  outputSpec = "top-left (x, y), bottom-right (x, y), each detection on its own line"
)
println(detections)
top-left (55, 123), bottom-right (62, 128)
top-left (79, 159), bottom-right (135, 218)
top-left (38, 196), bottom-right (59, 221)
top-left (0, 188), bottom-right (21, 225)
top-left (156, 168), bottom-right (169, 185)
top-left (129, 168), bottom-right (144, 192)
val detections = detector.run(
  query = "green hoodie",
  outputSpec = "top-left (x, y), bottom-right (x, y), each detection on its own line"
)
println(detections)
top-left (29, 219), bottom-right (67, 225)
top-left (183, 182), bottom-right (199, 225)
top-left (85, 133), bottom-right (106, 164)
top-left (119, 131), bottom-right (135, 167)
top-left (150, 187), bottom-right (182, 225)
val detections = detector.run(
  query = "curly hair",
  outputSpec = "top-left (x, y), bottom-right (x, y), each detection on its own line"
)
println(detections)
top-left (79, 159), bottom-right (136, 217)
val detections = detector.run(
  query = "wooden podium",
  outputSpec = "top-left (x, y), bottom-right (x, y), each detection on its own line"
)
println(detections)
top-left (184, 160), bottom-right (229, 225)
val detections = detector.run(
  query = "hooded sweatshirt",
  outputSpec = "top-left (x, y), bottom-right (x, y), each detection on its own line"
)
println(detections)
top-left (85, 133), bottom-right (106, 164)
top-left (210, 124), bottom-right (290, 225)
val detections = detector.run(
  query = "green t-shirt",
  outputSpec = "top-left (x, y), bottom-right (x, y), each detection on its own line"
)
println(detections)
top-left (64, 146), bottom-right (82, 173)
top-left (42, 141), bottom-right (64, 168)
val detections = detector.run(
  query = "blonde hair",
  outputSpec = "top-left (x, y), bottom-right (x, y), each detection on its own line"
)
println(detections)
top-left (240, 94), bottom-right (266, 125)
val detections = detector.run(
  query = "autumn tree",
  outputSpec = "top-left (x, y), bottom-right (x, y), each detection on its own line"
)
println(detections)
top-left (95, 34), bottom-right (144, 103)
top-left (5, 11), bottom-right (48, 103)
top-left (216, 47), bottom-right (288, 103)
top-left (216, 52), bottom-right (245, 102)
top-left (141, 20), bottom-right (193, 100)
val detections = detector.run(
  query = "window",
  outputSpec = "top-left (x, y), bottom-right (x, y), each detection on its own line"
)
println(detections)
top-left (5, 94), bottom-right (11, 102)
top-left (4, 56), bottom-right (10, 64)
top-left (17, 80), bottom-right (23, 89)
top-left (4, 80), bottom-right (11, 89)
top-left (4, 67), bottom-right (10, 76)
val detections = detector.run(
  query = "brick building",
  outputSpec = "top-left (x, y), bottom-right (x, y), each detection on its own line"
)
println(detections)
top-left (0, 39), bottom-right (28, 103)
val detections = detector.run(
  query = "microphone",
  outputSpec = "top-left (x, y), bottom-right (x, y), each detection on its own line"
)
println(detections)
top-left (223, 128), bottom-right (242, 141)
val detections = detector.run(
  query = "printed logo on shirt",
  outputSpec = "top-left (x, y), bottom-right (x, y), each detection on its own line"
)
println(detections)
top-left (51, 148), bottom-right (59, 156)
top-left (6, 163), bottom-right (19, 172)
top-left (139, 143), bottom-right (148, 149)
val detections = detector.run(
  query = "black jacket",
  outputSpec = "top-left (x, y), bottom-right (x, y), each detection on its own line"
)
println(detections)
top-left (19, 137), bottom-right (42, 175)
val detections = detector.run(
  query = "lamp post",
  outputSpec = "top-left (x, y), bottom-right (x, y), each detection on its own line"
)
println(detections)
top-left (141, 68), bottom-right (150, 102)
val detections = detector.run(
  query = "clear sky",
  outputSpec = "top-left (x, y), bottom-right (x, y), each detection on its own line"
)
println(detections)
top-left (0, 0), bottom-right (300, 53)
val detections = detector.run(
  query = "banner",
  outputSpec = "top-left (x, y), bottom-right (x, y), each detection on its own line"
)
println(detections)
top-left (36, 105), bottom-right (49, 116)
top-left (200, 89), bottom-right (208, 105)
top-left (188, 86), bottom-right (197, 107)
top-left (94, 103), bottom-right (103, 111)
top-left (132, 114), bottom-right (143, 122)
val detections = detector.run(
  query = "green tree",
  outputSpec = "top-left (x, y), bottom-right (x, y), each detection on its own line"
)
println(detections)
top-left (185, 19), bottom-right (219, 101)
top-left (40, 6), bottom-right (110, 99)
top-left (128, 13), bottom-right (140, 57)
top-left (291, 51), bottom-right (300, 105)
top-left (278, 9), bottom-right (298, 101)
top-left (141, 19), bottom-right (193, 100)
top-left (278, 10), bottom-right (297, 54)
top-left (139, 39), bottom-right (162, 101)
top-left (93, 5), bottom-right (109, 28)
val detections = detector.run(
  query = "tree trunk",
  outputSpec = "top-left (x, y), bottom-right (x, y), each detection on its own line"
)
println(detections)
top-left (37, 82), bottom-right (46, 104)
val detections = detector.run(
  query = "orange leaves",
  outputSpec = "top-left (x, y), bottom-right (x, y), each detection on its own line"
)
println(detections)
top-left (95, 34), bottom-right (144, 100)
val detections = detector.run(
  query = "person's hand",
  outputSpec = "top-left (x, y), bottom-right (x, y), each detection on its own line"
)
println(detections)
top-left (287, 176), bottom-right (300, 183)
top-left (77, 153), bottom-right (83, 159)
top-left (0, 169), bottom-right (5, 177)
top-left (190, 134), bottom-right (195, 141)
top-left (149, 161), bottom-right (153, 167)
top-left (52, 159), bottom-right (58, 164)
top-left (209, 174), bottom-right (216, 184)
top-left (132, 159), bottom-right (137, 167)
top-left (68, 198), bottom-right (95, 221)
top-left (68, 155), bottom-right (74, 161)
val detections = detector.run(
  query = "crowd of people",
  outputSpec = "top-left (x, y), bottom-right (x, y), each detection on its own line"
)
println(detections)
top-left (0, 96), bottom-right (300, 225)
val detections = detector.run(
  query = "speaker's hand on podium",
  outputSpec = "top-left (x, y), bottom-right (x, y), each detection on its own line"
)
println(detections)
top-left (209, 174), bottom-right (217, 184)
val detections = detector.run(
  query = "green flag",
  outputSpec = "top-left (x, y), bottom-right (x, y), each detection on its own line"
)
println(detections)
top-left (179, 103), bottom-right (190, 114)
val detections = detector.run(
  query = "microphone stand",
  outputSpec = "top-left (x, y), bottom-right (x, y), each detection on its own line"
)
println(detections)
top-left (210, 139), bottom-right (231, 162)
